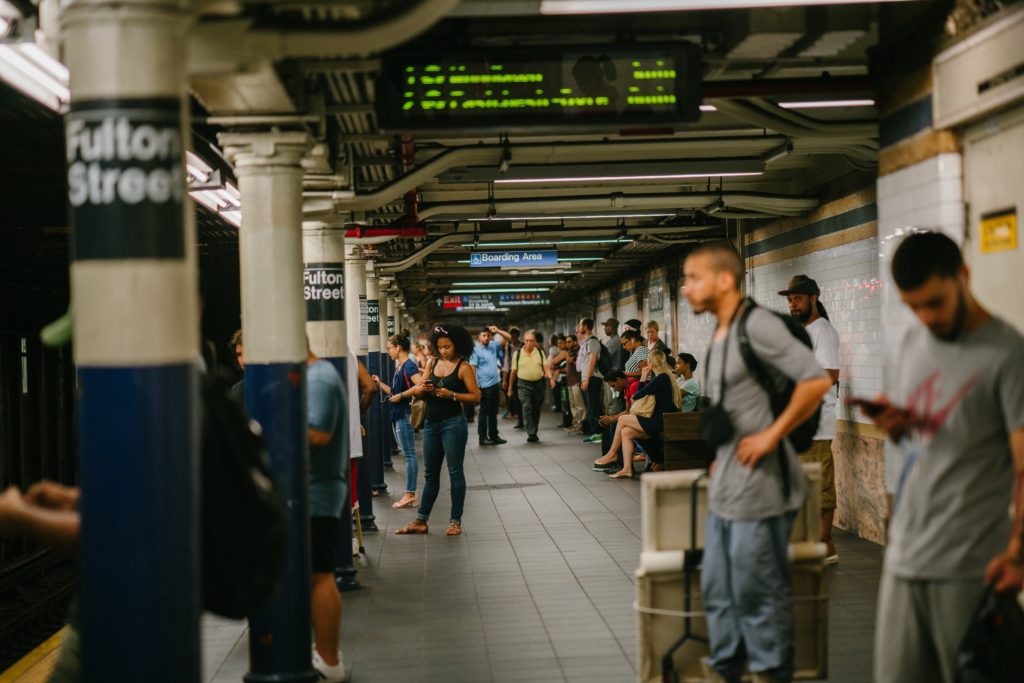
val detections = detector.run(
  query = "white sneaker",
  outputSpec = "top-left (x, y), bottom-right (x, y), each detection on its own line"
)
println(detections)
top-left (312, 647), bottom-right (351, 682)
top-left (825, 553), bottom-right (839, 566)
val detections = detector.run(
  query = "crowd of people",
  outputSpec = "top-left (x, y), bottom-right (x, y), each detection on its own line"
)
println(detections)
top-left (1, 233), bottom-right (1022, 683)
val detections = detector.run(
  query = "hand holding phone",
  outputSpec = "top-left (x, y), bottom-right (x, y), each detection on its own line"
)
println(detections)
top-left (845, 396), bottom-right (887, 417)
top-left (846, 395), bottom-right (914, 440)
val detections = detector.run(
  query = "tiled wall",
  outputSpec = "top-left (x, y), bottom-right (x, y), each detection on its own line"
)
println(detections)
top-left (677, 288), bottom-right (717, 370)
top-left (746, 238), bottom-right (883, 425)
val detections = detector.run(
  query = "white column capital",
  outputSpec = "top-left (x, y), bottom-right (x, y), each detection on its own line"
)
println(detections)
top-left (218, 131), bottom-right (312, 172)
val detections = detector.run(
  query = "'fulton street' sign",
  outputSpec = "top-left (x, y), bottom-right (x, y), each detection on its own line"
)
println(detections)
top-left (469, 250), bottom-right (558, 268)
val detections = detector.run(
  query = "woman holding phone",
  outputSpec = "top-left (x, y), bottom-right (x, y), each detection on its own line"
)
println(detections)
top-left (395, 324), bottom-right (480, 536)
top-left (372, 334), bottom-right (423, 510)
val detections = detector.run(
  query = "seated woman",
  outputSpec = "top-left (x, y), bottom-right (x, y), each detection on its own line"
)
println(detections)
top-left (593, 348), bottom-right (681, 479)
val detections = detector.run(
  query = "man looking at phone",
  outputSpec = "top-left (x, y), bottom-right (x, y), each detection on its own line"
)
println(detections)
top-left (684, 242), bottom-right (831, 683)
top-left (856, 231), bottom-right (1024, 683)
top-left (779, 275), bottom-right (841, 563)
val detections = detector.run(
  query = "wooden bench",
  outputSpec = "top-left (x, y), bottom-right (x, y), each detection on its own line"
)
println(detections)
top-left (662, 412), bottom-right (711, 471)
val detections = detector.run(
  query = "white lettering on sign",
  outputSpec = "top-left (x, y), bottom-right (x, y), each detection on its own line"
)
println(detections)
top-left (66, 117), bottom-right (184, 208)
top-left (304, 269), bottom-right (345, 301)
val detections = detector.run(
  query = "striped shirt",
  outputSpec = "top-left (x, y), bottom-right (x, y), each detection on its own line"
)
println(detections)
top-left (625, 345), bottom-right (648, 373)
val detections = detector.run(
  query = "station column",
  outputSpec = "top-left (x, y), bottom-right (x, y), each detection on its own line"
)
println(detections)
top-left (220, 131), bottom-right (317, 683)
top-left (364, 262), bottom-right (388, 496)
top-left (384, 292), bottom-right (399, 465)
top-left (61, 2), bottom-right (199, 680)
top-left (302, 223), bottom-right (359, 590)
top-left (344, 243), bottom-right (376, 530)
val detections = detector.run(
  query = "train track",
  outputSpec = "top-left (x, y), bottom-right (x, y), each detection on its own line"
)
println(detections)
top-left (0, 549), bottom-right (76, 673)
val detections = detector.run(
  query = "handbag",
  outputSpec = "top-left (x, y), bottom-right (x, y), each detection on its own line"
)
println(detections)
top-left (957, 586), bottom-right (1024, 682)
top-left (630, 394), bottom-right (656, 418)
top-left (402, 365), bottom-right (426, 430)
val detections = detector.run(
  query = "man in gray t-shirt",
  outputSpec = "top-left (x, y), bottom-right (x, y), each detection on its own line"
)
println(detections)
top-left (859, 232), bottom-right (1024, 683)
top-left (577, 317), bottom-right (605, 437)
top-left (684, 243), bottom-right (830, 683)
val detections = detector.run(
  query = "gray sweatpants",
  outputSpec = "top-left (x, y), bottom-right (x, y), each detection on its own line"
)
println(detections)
top-left (874, 570), bottom-right (986, 683)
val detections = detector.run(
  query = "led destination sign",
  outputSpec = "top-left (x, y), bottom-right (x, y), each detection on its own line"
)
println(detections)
top-left (377, 44), bottom-right (702, 131)
top-left (439, 293), bottom-right (552, 311)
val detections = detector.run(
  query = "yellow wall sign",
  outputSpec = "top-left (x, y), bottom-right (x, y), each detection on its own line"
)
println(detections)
top-left (980, 209), bottom-right (1017, 254)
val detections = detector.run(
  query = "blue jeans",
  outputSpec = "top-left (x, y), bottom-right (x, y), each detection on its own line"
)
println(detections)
top-left (701, 511), bottom-right (796, 682)
top-left (417, 414), bottom-right (468, 523)
top-left (392, 415), bottom-right (418, 494)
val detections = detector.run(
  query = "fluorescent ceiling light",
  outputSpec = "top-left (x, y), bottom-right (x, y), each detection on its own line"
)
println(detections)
top-left (495, 171), bottom-right (761, 185)
top-left (700, 104), bottom-right (717, 112)
top-left (0, 47), bottom-right (67, 111)
top-left (467, 212), bottom-right (674, 222)
top-left (560, 238), bottom-right (632, 244)
top-left (459, 241), bottom-right (554, 247)
top-left (561, 257), bottom-right (601, 261)
top-left (449, 288), bottom-right (551, 294)
top-left (452, 280), bottom-right (558, 286)
top-left (778, 99), bottom-right (875, 109)
top-left (542, 0), bottom-right (914, 14)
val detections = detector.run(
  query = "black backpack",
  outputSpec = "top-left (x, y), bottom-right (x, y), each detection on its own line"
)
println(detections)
top-left (201, 375), bottom-right (287, 619)
top-left (736, 298), bottom-right (821, 454)
top-left (590, 337), bottom-right (614, 376)
top-left (957, 587), bottom-right (1024, 683)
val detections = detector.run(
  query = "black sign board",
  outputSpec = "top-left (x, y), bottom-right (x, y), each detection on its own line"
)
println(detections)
top-left (377, 43), bottom-right (702, 132)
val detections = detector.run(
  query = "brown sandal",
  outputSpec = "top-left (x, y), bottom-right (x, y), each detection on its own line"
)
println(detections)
top-left (392, 495), bottom-right (417, 509)
top-left (395, 520), bottom-right (428, 535)
top-left (446, 521), bottom-right (462, 536)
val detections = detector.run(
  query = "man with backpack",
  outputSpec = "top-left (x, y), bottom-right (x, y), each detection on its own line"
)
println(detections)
top-left (779, 275), bottom-right (841, 564)
top-left (684, 242), bottom-right (831, 683)
top-left (577, 317), bottom-right (608, 440)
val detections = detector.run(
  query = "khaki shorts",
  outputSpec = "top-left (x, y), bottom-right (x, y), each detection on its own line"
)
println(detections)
top-left (799, 439), bottom-right (836, 511)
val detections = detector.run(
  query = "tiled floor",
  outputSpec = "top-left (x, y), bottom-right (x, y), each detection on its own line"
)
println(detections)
top-left (202, 410), bottom-right (882, 683)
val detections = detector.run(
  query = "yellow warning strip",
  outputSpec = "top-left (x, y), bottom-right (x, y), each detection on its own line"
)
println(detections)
top-left (0, 627), bottom-right (66, 682)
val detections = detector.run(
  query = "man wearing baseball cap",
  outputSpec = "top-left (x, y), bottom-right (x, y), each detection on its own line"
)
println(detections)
top-left (602, 318), bottom-right (624, 372)
top-left (779, 274), bottom-right (841, 563)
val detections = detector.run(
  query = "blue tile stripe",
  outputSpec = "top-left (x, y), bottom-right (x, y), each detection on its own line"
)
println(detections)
top-left (879, 96), bottom-right (932, 149)
top-left (243, 362), bottom-right (316, 679)
top-left (77, 364), bottom-right (200, 682)
top-left (746, 202), bottom-right (877, 258)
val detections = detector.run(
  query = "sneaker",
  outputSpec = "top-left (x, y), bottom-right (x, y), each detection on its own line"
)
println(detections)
top-left (312, 648), bottom-right (351, 683)
top-left (583, 434), bottom-right (603, 443)
top-left (825, 553), bottom-right (839, 566)
top-left (479, 438), bottom-right (495, 446)
top-left (513, 423), bottom-right (524, 430)
top-left (592, 462), bottom-right (617, 472)
top-left (491, 437), bottom-right (508, 445)
top-left (527, 434), bottom-right (539, 443)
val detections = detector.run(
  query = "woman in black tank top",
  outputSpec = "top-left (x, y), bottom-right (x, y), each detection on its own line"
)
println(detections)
top-left (395, 324), bottom-right (480, 537)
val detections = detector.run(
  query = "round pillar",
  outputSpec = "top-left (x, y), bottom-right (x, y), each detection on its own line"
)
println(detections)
top-left (302, 224), bottom-right (358, 591)
top-left (220, 131), bottom-right (316, 683)
top-left (62, 2), bottom-right (198, 680)
top-left (364, 262), bottom-right (388, 494)
top-left (343, 244), bottom-right (376, 530)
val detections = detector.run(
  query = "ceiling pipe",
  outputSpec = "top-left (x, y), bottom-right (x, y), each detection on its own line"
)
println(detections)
top-left (379, 225), bottom-right (727, 274)
top-left (711, 98), bottom-right (877, 139)
top-left (306, 136), bottom-right (798, 211)
top-left (416, 192), bottom-right (818, 221)
top-left (188, 0), bottom-right (461, 73)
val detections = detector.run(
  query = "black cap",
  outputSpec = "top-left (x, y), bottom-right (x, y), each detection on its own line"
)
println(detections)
top-left (623, 318), bottom-right (642, 331)
top-left (778, 274), bottom-right (820, 297)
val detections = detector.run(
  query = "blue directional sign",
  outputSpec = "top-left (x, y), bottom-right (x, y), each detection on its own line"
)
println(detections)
top-left (469, 250), bottom-right (558, 268)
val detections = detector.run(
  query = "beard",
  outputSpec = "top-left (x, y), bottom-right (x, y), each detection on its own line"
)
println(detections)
top-left (790, 306), bottom-right (812, 323)
top-left (931, 286), bottom-right (968, 341)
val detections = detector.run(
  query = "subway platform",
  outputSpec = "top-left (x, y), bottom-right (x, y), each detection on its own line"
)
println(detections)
top-left (201, 410), bottom-right (881, 683)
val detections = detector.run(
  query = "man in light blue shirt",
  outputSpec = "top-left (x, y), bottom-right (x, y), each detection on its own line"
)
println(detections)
top-left (471, 326), bottom-right (508, 446)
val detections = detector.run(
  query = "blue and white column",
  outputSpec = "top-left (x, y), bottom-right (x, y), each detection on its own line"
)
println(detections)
top-left (344, 244), bottom-right (376, 530)
top-left (364, 261), bottom-right (388, 495)
top-left (62, 3), bottom-right (199, 680)
top-left (220, 132), bottom-right (316, 683)
top-left (302, 223), bottom-right (359, 591)
top-left (384, 292), bottom-right (399, 463)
